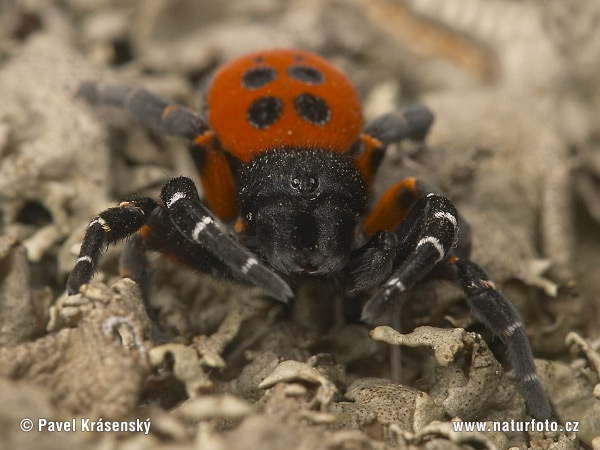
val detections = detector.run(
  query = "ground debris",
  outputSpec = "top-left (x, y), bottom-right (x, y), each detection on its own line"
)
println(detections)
top-left (537, 359), bottom-right (600, 447)
top-left (0, 377), bottom-right (87, 449)
top-left (259, 357), bottom-right (341, 412)
top-left (0, 306), bottom-right (148, 419)
top-left (566, 331), bottom-right (600, 399)
top-left (172, 394), bottom-right (253, 422)
top-left (370, 326), bottom-right (465, 367)
top-left (332, 377), bottom-right (445, 440)
top-left (193, 299), bottom-right (271, 368)
top-left (371, 325), bottom-right (532, 448)
top-left (0, 34), bottom-right (111, 265)
top-left (49, 279), bottom-right (152, 333)
top-left (149, 343), bottom-right (213, 396)
top-left (0, 241), bottom-right (44, 347)
top-left (1, 276), bottom-right (150, 420)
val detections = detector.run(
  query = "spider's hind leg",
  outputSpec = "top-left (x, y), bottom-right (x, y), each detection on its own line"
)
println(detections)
top-left (77, 81), bottom-right (207, 140)
top-left (364, 105), bottom-right (434, 145)
top-left (356, 105), bottom-right (434, 188)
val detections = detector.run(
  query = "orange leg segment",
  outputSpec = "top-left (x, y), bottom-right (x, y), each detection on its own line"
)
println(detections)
top-left (363, 177), bottom-right (424, 237)
top-left (192, 132), bottom-right (238, 222)
top-left (355, 133), bottom-right (384, 189)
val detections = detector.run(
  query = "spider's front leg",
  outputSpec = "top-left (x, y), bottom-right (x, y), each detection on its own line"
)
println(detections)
top-left (68, 177), bottom-right (293, 304)
top-left (67, 197), bottom-right (160, 295)
top-left (357, 192), bottom-right (459, 321)
top-left (353, 187), bottom-right (552, 419)
top-left (159, 176), bottom-right (293, 304)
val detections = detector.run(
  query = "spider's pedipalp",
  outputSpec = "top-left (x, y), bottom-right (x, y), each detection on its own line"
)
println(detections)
top-left (351, 231), bottom-right (399, 290)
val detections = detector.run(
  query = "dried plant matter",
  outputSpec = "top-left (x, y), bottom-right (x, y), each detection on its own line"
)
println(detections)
top-left (0, 280), bottom-right (150, 419)
top-left (0, 242), bottom-right (43, 347)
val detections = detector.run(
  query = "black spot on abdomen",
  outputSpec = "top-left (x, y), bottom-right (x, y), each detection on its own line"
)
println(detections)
top-left (294, 93), bottom-right (331, 126)
top-left (242, 67), bottom-right (277, 89)
top-left (287, 65), bottom-right (324, 85)
top-left (247, 96), bottom-right (283, 129)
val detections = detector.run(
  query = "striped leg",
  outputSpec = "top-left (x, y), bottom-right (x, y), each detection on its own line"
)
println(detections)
top-left (67, 197), bottom-right (159, 295)
top-left (359, 193), bottom-right (459, 322)
top-left (159, 176), bottom-right (293, 304)
top-left (77, 81), bottom-right (207, 140)
top-left (361, 178), bottom-right (471, 258)
top-left (451, 258), bottom-right (552, 420)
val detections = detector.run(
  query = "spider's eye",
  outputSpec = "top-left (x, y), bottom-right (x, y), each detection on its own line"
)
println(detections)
top-left (290, 176), bottom-right (319, 192)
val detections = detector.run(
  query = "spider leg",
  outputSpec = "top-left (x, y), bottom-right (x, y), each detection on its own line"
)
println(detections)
top-left (354, 181), bottom-right (551, 419)
top-left (77, 81), bottom-right (207, 140)
top-left (66, 197), bottom-right (160, 295)
top-left (77, 81), bottom-right (240, 222)
top-left (159, 176), bottom-right (293, 304)
top-left (363, 177), bottom-right (471, 246)
top-left (69, 179), bottom-right (293, 304)
top-left (364, 105), bottom-right (434, 145)
top-left (119, 232), bottom-right (151, 300)
top-left (353, 177), bottom-right (471, 292)
top-left (356, 105), bottom-right (434, 187)
top-left (359, 193), bottom-right (459, 322)
top-left (450, 257), bottom-right (552, 420)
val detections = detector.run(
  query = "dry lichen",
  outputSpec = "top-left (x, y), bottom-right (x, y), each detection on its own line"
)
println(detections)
top-left (48, 279), bottom-right (153, 333)
top-left (0, 242), bottom-right (44, 347)
top-left (0, 278), bottom-right (151, 419)
top-left (149, 343), bottom-right (213, 396)
top-left (172, 394), bottom-right (253, 421)
top-left (370, 325), bottom-right (533, 448)
top-left (537, 359), bottom-right (600, 447)
top-left (332, 377), bottom-right (445, 440)
top-left (0, 307), bottom-right (148, 419)
top-left (566, 331), bottom-right (600, 399)
top-left (0, 35), bottom-right (112, 264)
top-left (259, 359), bottom-right (340, 412)
top-left (369, 326), bottom-right (466, 367)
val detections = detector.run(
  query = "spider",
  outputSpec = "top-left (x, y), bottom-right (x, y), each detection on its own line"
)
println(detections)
top-left (67, 49), bottom-right (551, 420)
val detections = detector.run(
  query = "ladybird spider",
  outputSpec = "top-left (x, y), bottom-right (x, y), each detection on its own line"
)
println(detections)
top-left (67, 49), bottom-right (551, 420)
